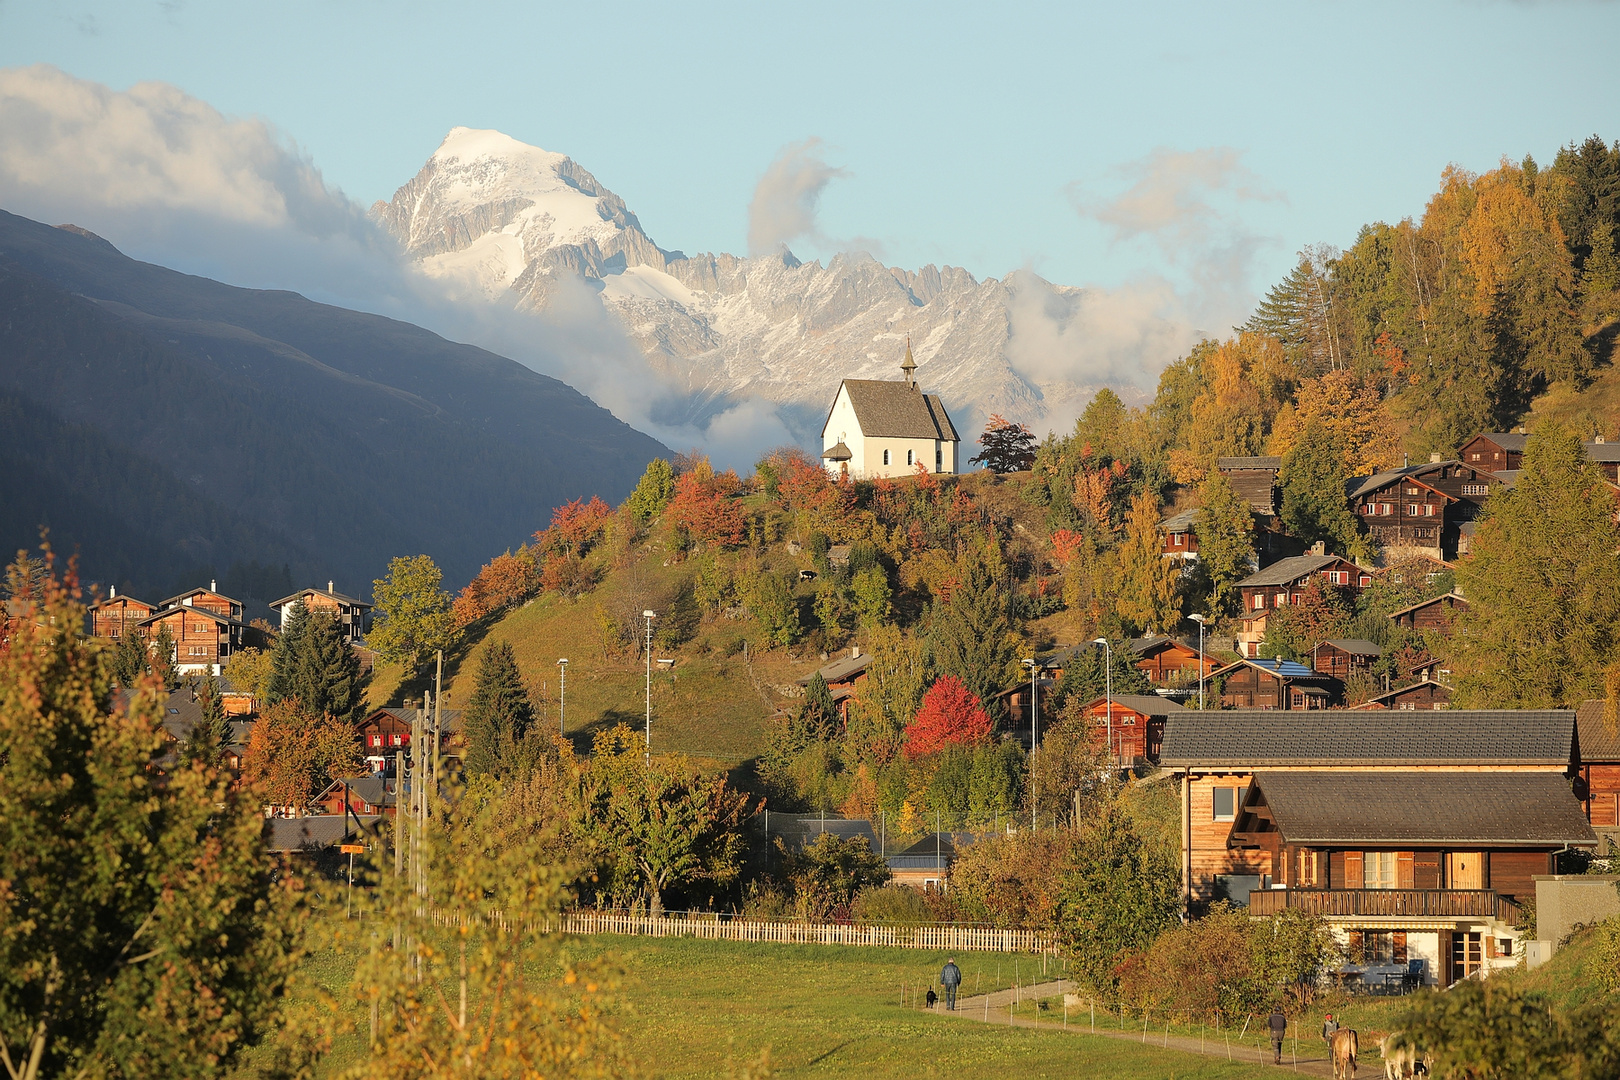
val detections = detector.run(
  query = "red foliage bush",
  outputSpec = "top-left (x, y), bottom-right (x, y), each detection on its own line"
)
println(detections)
top-left (667, 468), bottom-right (747, 546)
top-left (903, 674), bottom-right (992, 759)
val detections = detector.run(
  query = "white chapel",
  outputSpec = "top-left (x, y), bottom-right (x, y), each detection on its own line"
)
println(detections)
top-left (820, 343), bottom-right (960, 479)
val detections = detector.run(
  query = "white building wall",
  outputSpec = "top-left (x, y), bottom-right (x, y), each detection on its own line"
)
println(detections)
top-left (823, 387), bottom-right (865, 476)
top-left (821, 384), bottom-right (960, 479)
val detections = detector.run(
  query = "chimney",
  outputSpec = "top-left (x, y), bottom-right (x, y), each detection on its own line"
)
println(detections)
top-left (1310, 540), bottom-right (1326, 556)
top-left (328, 580), bottom-right (335, 593)
top-left (109, 585), bottom-right (116, 598)
top-left (210, 579), bottom-right (217, 592)
top-left (1429, 452), bottom-right (1442, 463)
top-left (1598, 436), bottom-right (1608, 445)
top-left (851, 645), bottom-right (860, 659)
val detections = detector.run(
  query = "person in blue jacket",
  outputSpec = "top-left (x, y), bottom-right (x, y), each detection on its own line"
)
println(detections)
top-left (940, 958), bottom-right (962, 1011)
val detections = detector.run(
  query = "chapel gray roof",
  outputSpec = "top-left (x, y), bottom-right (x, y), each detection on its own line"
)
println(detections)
top-left (835, 379), bottom-right (960, 441)
top-left (1242, 771), bottom-right (1596, 847)
top-left (821, 441), bottom-right (853, 461)
top-left (1319, 638), bottom-right (1382, 656)
top-left (1346, 464), bottom-right (1438, 500)
top-left (1236, 554), bottom-right (1344, 588)
top-left (321, 775), bottom-right (397, 807)
top-left (1474, 432), bottom-right (1529, 452)
top-left (1160, 708), bottom-right (1576, 768)
top-left (1576, 700), bottom-right (1620, 763)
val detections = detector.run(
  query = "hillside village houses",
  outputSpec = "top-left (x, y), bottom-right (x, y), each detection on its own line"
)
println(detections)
top-left (821, 342), bottom-right (961, 479)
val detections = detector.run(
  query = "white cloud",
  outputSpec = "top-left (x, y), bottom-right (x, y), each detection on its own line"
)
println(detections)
top-left (746, 137), bottom-right (849, 256)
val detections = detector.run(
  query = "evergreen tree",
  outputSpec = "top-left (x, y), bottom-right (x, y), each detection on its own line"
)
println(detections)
top-left (1278, 426), bottom-right (1367, 558)
top-left (1056, 802), bottom-right (1180, 993)
top-left (462, 640), bottom-right (539, 780)
top-left (109, 627), bottom-right (149, 689)
top-left (285, 611), bottom-right (368, 724)
top-left (798, 673), bottom-right (838, 742)
top-left (1047, 640), bottom-right (1150, 715)
top-left (1452, 423), bottom-right (1620, 706)
top-left (266, 599), bottom-right (309, 706)
top-left (183, 674), bottom-right (231, 766)
top-left (927, 549), bottom-right (1016, 710)
top-left (626, 458), bottom-right (677, 524)
top-left (149, 623), bottom-right (180, 691)
top-left (1194, 472), bottom-right (1254, 616)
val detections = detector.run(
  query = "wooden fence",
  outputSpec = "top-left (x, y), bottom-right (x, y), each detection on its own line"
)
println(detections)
top-left (556, 910), bottom-right (1051, 954)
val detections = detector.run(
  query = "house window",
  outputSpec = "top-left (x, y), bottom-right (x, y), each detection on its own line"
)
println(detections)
top-left (1406, 487), bottom-right (1420, 496)
top-left (1253, 594), bottom-right (1265, 610)
top-left (188, 645), bottom-right (207, 656)
top-left (1211, 785), bottom-right (1247, 821)
top-left (1407, 504), bottom-right (1420, 516)
top-left (936, 448), bottom-right (943, 470)
top-left (1469, 452), bottom-right (1481, 461)
top-left (1275, 592), bottom-right (1288, 607)
top-left (907, 449), bottom-right (915, 466)
top-left (1355, 931), bottom-right (1407, 965)
top-left (1381, 503), bottom-right (1393, 516)
top-left (1365, 851), bottom-right (1398, 889)
top-left (883, 449), bottom-right (891, 465)
top-left (1452, 932), bottom-right (1484, 979)
top-left (1424, 504), bottom-right (1436, 517)
top-left (1359, 575), bottom-right (1372, 587)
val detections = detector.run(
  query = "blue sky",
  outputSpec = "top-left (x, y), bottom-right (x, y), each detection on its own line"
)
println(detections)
top-left (5, 0), bottom-right (1618, 308)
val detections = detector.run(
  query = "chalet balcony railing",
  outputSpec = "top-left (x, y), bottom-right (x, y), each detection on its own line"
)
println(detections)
top-left (1248, 888), bottom-right (1521, 923)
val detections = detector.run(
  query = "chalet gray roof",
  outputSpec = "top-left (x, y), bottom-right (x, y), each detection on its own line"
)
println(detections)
top-left (1359, 679), bottom-right (1450, 707)
top-left (1160, 508), bottom-right (1200, 532)
top-left (1474, 432), bottom-right (1529, 452)
top-left (1244, 771), bottom-right (1596, 847)
top-left (1236, 554), bottom-right (1344, 588)
top-left (1346, 464), bottom-right (1448, 500)
top-left (262, 815), bottom-right (378, 853)
top-left (1576, 700), bottom-right (1620, 763)
top-left (1585, 441), bottom-right (1620, 463)
top-left (159, 586), bottom-right (240, 609)
top-left (320, 775), bottom-right (397, 808)
top-left (1386, 592), bottom-right (1468, 620)
top-left (1217, 456), bottom-right (1282, 470)
top-left (1493, 471), bottom-right (1522, 488)
top-left (1320, 639), bottom-right (1382, 656)
top-left (269, 586), bottom-right (371, 609)
top-left (89, 592), bottom-right (153, 610)
top-left (835, 379), bottom-right (960, 442)
top-left (1160, 708), bottom-right (1575, 768)
top-left (821, 441), bottom-right (853, 461)
top-left (1085, 693), bottom-right (1187, 717)
top-left (1130, 635), bottom-right (1204, 657)
top-left (1210, 657), bottom-right (1327, 681)
top-left (799, 652), bottom-right (872, 686)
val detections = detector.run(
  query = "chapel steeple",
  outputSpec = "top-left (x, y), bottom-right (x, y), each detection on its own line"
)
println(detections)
top-left (900, 337), bottom-right (917, 389)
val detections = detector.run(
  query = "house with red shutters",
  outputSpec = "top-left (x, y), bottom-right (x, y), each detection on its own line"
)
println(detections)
top-left (1079, 693), bottom-right (1185, 764)
top-left (1346, 459), bottom-right (1500, 562)
top-left (357, 706), bottom-right (462, 773)
top-left (1235, 552), bottom-right (1369, 658)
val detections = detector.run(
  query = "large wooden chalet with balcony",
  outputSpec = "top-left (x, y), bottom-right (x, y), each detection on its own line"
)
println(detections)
top-left (1235, 553), bottom-right (1369, 658)
top-left (1160, 708), bottom-right (1594, 987)
top-left (127, 582), bottom-right (248, 676)
top-left (1460, 431), bottom-right (1620, 483)
top-left (271, 582), bottom-right (372, 643)
top-left (1346, 459), bottom-right (1500, 562)
top-left (88, 587), bottom-right (156, 639)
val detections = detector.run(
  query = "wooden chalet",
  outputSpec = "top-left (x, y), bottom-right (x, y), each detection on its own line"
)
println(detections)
top-left (1235, 553), bottom-right (1368, 658)
top-left (160, 582), bottom-right (243, 620)
top-left (88, 587), bottom-right (155, 639)
top-left (797, 648), bottom-right (873, 724)
top-left (1210, 657), bottom-right (1341, 710)
top-left (1080, 693), bottom-right (1185, 764)
top-left (1346, 460), bottom-right (1500, 561)
top-left (1216, 456), bottom-right (1281, 515)
top-left (1311, 639), bottom-right (1381, 680)
top-left (315, 776), bottom-right (399, 818)
top-left (138, 604), bottom-right (247, 675)
top-left (1159, 508), bottom-right (1200, 560)
top-left (1352, 679), bottom-right (1453, 711)
top-left (1131, 635), bottom-right (1219, 687)
top-left (1585, 438), bottom-right (1620, 483)
top-left (1575, 700), bottom-right (1620, 846)
top-left (358, 706), bottom-right (462, 772)
top-left (271, 582), bottom-right (372, 643)
top-left (1159, 708), bottom-right (1592, 985)
top-left (1388, 592), bottom-right (1468, 633)
top-left (1459, 432), bottom-right (1527, 475)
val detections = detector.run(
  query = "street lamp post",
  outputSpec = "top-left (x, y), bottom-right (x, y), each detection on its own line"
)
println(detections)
top-left (643, 610), bottom-right (656, 753)
top-left (1022, 657), bottom-right (1039, 829)
top-left (1093, 638), bottom-right (1113, 770)
top-left (557, 658), bottom-right (568, 736)
top-left (1189, 614), bottom-right (1206, 710)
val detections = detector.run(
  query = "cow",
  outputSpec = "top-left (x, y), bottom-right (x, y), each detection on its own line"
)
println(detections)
top-left (1380, 1032), bottom-right (1430, 1080)
top-left (1330, 1028), bottom-right (1359, 1080)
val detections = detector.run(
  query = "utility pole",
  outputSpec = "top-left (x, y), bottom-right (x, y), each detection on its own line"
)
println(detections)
top-left (1094, 638), bottom-right (1114, 770)
top-left (432, 650), bottom-right (443, 801)
top-left (557, 658), bottom-right (568, 737)
top-left (643, 610), bottom-right (656, 754)
top-left (1022, 657), bottom-right (1038, 829)
top-left (1190, 614), bottom-right (1207, 711)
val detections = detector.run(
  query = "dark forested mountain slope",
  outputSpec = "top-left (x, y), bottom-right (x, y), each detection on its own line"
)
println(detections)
top-left (0, 209), bottom-right (667, 599)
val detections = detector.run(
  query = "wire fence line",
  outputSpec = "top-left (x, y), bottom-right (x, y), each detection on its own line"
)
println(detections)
top-left (421, 907), bottom-right (1053, 954)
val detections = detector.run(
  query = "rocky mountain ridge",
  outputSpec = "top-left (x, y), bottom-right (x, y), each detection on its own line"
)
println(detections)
top-left (374, 128), bottom-right (1147, 440)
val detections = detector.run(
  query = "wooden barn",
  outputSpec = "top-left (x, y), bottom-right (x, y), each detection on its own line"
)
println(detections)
top-left (1311, 639), bottom-right (1381, 680)
top-left (314, 776), bottom-right (399, 819)
top-left (1216, 456), bottom-right (1281, 515)
top-left (1575, 700), bottom-right (1620, 847)
top-left (1159, 507), bottom-right (1200, 560)
top-left (1388, 592), bottom-right (1468, 632)
top-left (797, 648), bottom-right (874, 725)
top-left (1458, 432), bottom-right (1527, 475)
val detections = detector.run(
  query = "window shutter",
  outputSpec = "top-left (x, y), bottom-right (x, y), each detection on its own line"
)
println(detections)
top-left (1330, 850), bottom-right (1346, 888)
top-left (1393, 931), bottom-right (1408, 964)
top-left (1485, 936), bottom-right (1498, 959)
top-left (1344, 851), bottom-right (1365, 889)
top-left (1398, 851), bottom-right (1415, 889)
top-left (1347, 931), bottom-right (1364, 964)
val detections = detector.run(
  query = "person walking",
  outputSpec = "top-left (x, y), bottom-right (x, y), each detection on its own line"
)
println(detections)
top-left (1267, 1008), bottom-right (1288, 1065)
top-left (939, 958), bottom-right (962, 1011)
top-left (1321, 1013), bottom-right (1340, 1042)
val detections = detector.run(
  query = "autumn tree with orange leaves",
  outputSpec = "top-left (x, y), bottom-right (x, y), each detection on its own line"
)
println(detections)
top-left (904, 675), bottom-right (992, 759)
